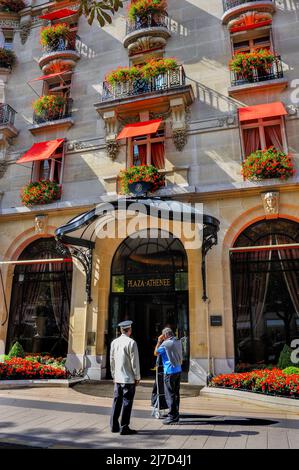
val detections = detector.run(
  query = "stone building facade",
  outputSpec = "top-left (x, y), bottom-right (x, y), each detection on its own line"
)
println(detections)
top-left (0, 0), bottom-right (299, 384)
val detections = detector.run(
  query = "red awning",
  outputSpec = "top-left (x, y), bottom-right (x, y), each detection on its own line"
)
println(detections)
top-left (239, 102), bottom-right (288, 122)
top-left (16, 139), bottom-right (64, 165)
top-left (116, 119), bottom-right (162, 140)
top-left (29, 71), bottom-right (71, 83)
top-left (39, 9), bottom-right (77, 21)
top-left (230, 20), bottom-right (272, 33)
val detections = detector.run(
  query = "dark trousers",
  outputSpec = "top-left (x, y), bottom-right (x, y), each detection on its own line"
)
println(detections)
top-left (164, 372), bottom-right (181, 420)
top-left (110, 383), bottom-right (136, 431)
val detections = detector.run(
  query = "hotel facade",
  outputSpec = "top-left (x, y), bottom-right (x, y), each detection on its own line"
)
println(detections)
top-left (0, 0), bottom-right (299, 384)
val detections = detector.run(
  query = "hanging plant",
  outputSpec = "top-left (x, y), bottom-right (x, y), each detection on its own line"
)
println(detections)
top-left (241, 147), bottom-right (295, 181)
top-left (229, 49), bottom-right (275, 79)
top-left (21, 180), bottom-right (62, 206)
top-left (40, 23), bottom-right (70, 48)
top-left (118, 164), bottom-right (165, 195)
top-left (32, 95), bottom-right (66, 120)
top-left (105, 57), bottom-right (179, 85)
top-left (0, 0), bottom-right (26, 12)
top-left (128, 0), bottom-right (167, 21)
top-left (0, 48), bottom-right (16, 68)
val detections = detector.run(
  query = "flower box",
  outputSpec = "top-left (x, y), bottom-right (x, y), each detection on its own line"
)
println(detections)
top-left (32, 95), bottom-right (67, 120)
top-left (128, 0), bottom-right (167, 21)
top-left (105, 57), bottom-right (179, 86)
top-left (229, 49), bottom-right (275, 81)
top-left (21, 180), bottom-right (62, 206)
top-left (209, 369), bottom-right (299, 399)
top-left (40, 23), bottom-right (71, 48)
top-left (118, 165), bottom-right (165, 195)
top-left (0, 48), bottom-right (16, 68)
top-left (241, 147), bottom-right (295, 181)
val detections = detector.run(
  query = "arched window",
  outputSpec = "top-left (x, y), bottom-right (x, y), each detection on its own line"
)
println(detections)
top-left (231, 218), bottom-right (299, 368)
top-left (6, 238), bottom-right (73, 357)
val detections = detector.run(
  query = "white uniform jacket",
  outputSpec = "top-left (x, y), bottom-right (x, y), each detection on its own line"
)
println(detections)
top-left (110, 334), bottom-right (141, 384)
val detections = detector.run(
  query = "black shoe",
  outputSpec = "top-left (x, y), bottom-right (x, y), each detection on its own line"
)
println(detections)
top-left (163, 417), bottom-right (179, 425)
top-left (120, 427), bottom-right (138, 435)
top-left (111, 427), bottom-right (120, 433)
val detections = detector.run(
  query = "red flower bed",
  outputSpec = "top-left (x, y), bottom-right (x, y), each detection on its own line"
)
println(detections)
top-left (0, 357), bottom-right (68, 380)
top-left (210, 369), bottom-right (299, 399)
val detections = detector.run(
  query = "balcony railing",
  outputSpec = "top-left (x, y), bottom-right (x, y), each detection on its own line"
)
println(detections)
top-left (231, 55), bottom-right (284, 87)
top-left (223, 0), bottom-right (273, 12)
top-left (0, 103), bottom-right (16, 126)
top-left (126, 13), bottom-right (170, 35)
top-left (41, 32), bottom-right (80, 55)
top-left (33, 98), bottom-right (73, 125)
top-left (102, 65), bottom-right (186, 102)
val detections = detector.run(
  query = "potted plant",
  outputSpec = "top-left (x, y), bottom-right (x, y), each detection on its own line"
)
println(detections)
top-left (0, 0), bottom-right (26, 12)
top-left (118, 164), bottom-right (165, 195)
top-left (105, 58), bottom-right (179, 86)
top-left (40, 23), bottom-right (70, 49)
top-left (128, 0), bottom-right (167, 22)
top-left (0, 48), bottom-right (16, 68)
top-left (32, 94), bottom-right (66, 120)
top-left (21, 180), bottom-right (62, 206)
top-left (229, 49), bottom-right (275, 81)
top-left (241, 147), bottom-right (295, 181)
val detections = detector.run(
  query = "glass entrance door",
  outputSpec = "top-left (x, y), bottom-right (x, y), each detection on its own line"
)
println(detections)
top-left (108, 292), bottom-right (189, 378)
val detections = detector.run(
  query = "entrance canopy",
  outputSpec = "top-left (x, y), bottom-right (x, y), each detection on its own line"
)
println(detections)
top-left (55, 198), bottom-right (220, 303)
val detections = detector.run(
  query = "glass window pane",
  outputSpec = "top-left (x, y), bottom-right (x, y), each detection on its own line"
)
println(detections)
top-left (175, 272), bottom-right (188, 291)
top-left (112, 275), bottom-right (125, 293)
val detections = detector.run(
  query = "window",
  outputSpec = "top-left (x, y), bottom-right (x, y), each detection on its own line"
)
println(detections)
top-left (233, 34), bottom-right (271, 54)
top-left (128, 129), bottom-right (165, 169)
top-left (241, 116), bottom-right (288, 157)
top-left (32, 145), bottom-right (64, 183)
top-left (2, 29), bottom-right (13, 50)
top-left (43, 74), bottom-right (72, 99)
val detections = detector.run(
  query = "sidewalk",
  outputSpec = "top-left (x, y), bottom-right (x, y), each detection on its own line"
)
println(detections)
top-left (0, 382), bottom-right (298, 449)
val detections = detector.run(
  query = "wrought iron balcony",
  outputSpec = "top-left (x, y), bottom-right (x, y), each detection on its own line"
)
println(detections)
top-left (41, 32), bottom-right (80, 55)
top-left (126, 13), bottom-right (170, 35)
top-left (102, 65), bottom-right (186, 102)
top-left (231, 55), bottom-right (284, 87)
top-left (33, 98), bottom-right (73, 125)
top-left (0, 103), bottom-right (16, 126)
top-left (223, 0), bottom-right (273, 12)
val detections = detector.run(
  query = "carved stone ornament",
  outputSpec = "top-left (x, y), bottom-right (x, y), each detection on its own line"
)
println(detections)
top-left (19, 23), bottom-right (31, 44)
top-left (172, 128), bottom-right (188, 152)
top-left (228, 11), bottom-right (272, 32)
top-left (128, 35), bottom-right (167, 56)
top-left (0, 160), bottom-right (7, 178)
top-left (261, 191), bottom-right (280, 216)
top-left (106, 140), bottom-right (120, 161)
top-left (35, 215), bottom-right (48, 234)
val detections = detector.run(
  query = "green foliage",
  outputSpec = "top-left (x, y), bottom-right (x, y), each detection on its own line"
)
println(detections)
top-left (278, 344), bottom-right (295, 370)
top-left (0, 354), bottom-right (9, 362)
top-left (8, 341), bottom-right (25, 359)
top-left (106, 58), bottom-right (179, 85)
top-left (78, 0), bottom-right (123, 26)
top-left (241, 147), bottom-right (295, 181)
top-left (32, 94), bottom-right (66, 118)
top-left (283, 366), bottom-right (299, 375)
top-left (118, 164), bottom-right (165, 195)
top-left (128, 0), bottom-right (167, 21)
top-left (0, 48), bottom-right (16, 68)
top-left (40, 23), bottom-right (70, 48)
top-left (21, 180), bottom-right (62, 207)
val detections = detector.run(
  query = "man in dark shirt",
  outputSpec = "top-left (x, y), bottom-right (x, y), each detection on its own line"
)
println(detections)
top-left (154, 327), bottom-right (183, 424)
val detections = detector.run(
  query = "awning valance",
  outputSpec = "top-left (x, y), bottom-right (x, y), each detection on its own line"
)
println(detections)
top-left (239, 102), bottom-right (288, 122)
top-left (39, 9), bottom-right (77, 21)
top-left (116, 119), bottom-right (162, 140)
top-left (16, 139), bottom-right (64, 165)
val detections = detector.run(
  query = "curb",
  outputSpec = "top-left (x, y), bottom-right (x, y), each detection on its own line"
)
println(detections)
top-left (200, 386), bottom-right (299, 413)
top-left (0, 378), bottom-right (85, 389)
